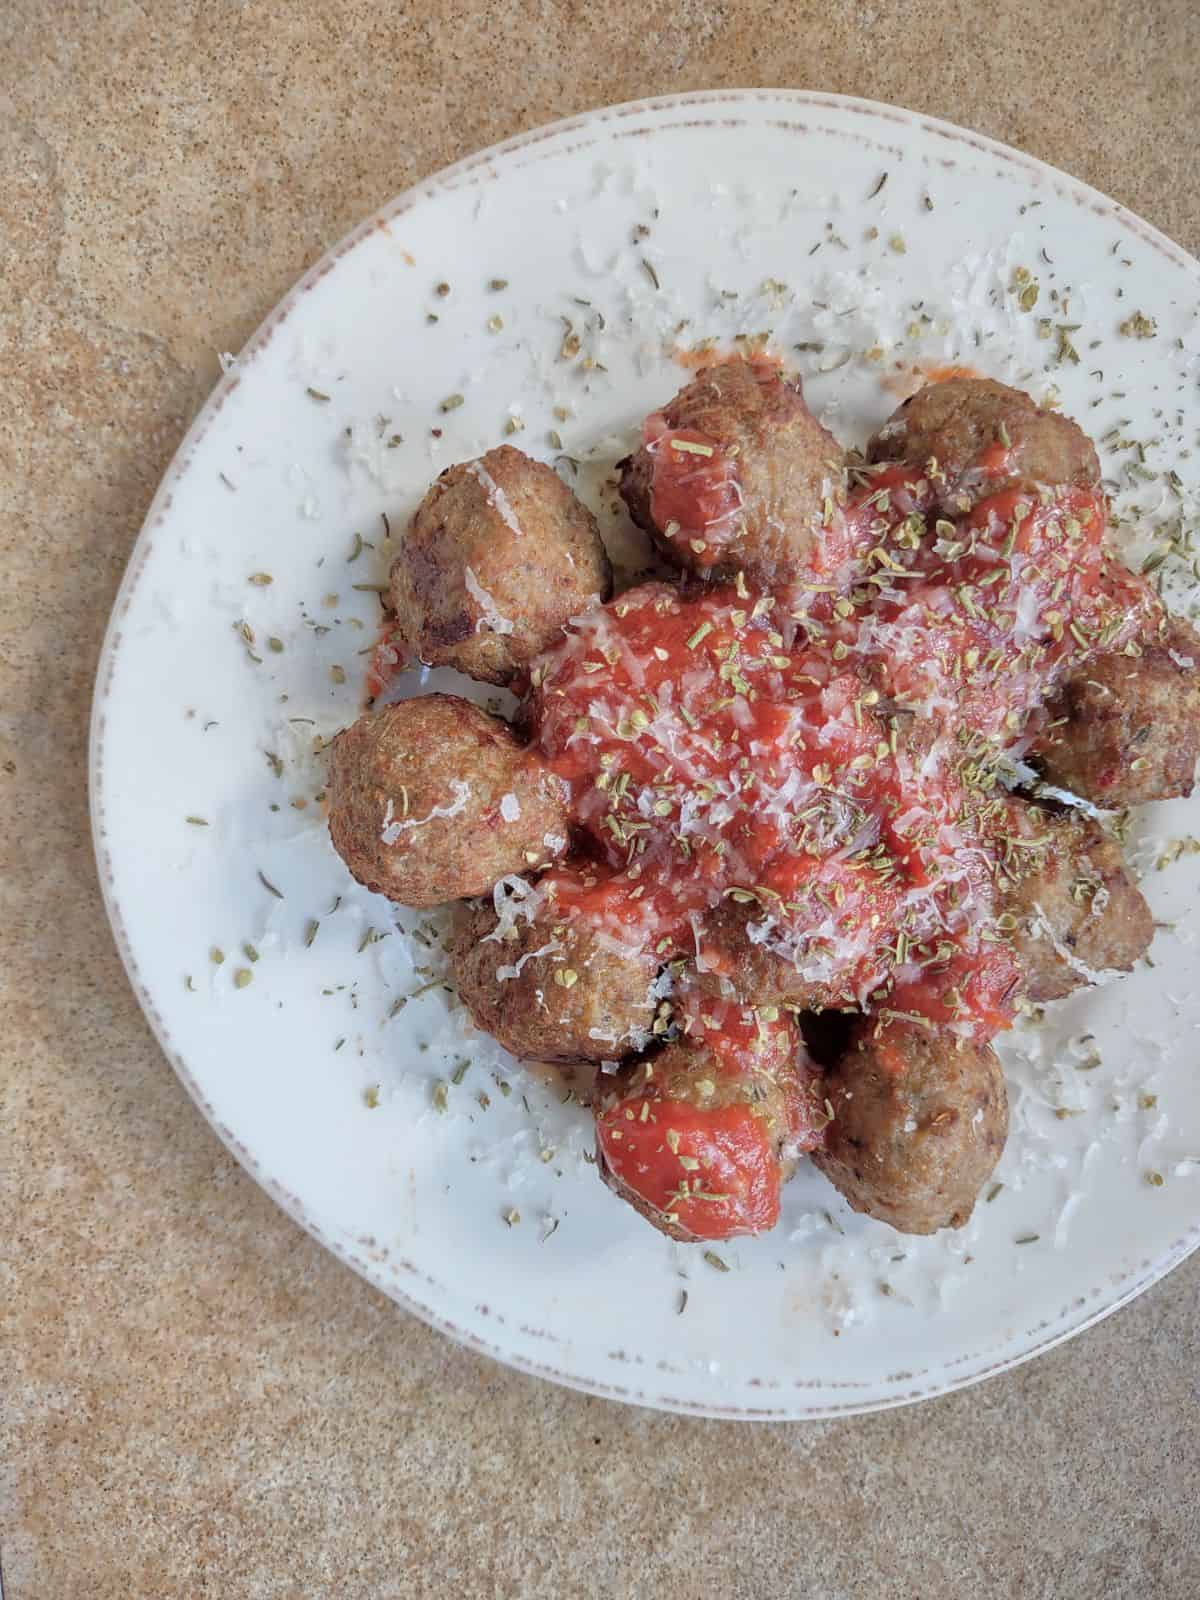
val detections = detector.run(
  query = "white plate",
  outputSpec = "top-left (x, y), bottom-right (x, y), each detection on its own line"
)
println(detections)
top-left (90, 91), bottom-right (1200, 1418)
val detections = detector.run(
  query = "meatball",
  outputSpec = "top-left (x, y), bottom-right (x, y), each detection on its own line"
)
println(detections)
top-left (620, 358), bottom-right (844, 582)
top-left (593, 1018), bottom-right (821, 1242)
top-left (448, 898), bottom-right (659, 1064)
top-left (997, 804), bottom-right (1153, 1003)
top-left (327, 695), bottom-right (569, 908)
top-left (867, 377), bottom-right (1100, 511)
top-left (814, 1019), bottom-right (1007, 1234)
top-left (389, 445), bottom-right (612, 686)
top-left (692, 900), bottom-right (845, 1012)
top-left (1035, 615), bottom-right (1200, 807)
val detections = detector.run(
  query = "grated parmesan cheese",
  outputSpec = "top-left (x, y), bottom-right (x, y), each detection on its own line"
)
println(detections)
top-left (464, 566), bottom-right (515, 636)
top-left (381, 781), bottom-right (470, 844)
top-left (468, 460), bottom-right (525, 538)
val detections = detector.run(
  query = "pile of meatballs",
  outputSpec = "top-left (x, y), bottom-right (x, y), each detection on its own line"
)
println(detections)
top-left (326, 359), bottom-right (1200, 1241)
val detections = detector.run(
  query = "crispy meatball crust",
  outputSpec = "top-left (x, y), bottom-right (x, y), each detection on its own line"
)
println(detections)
top-left (448, 901), bottom-right (658, 1065)
top-left (593, 1034), bottom-right (803, 1243)
top-left (867, 377), bottom-right (1100, 511)
top-left (813, 1020), bottom-right (1008, 1235)
top-left (1035, 615), bottom-right (1200, 808)
top-left (327, 695), bottom-right (569, 909)
top-left (389, 445), bottom-right (612, 686)
top-left (620, 359), bottom-right (844, 582)
top-left (692, 901), bottom-right (845, 1012)
top-left (998, 805), bottom-right (1153, 1003)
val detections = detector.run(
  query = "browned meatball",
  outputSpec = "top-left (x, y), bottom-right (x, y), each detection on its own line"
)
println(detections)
top-left (389, 446), bottom-right (612, 686)
top-left (692, 900), bottom-right (846, 1012)
top-left (620, 358), bottom-right (845, 582)
top-left (996, 803), bottom-right (1153, 1003)
top-left (867, 377), bottom-right (1100, 511)
top-left (814, 1019), bottom-right (1008, 1235)
top-left (449, 899), bottom-right (659, 1064)
top-left (592, 1020), bottom-right (819, 1242)
top-left (327, 695), bottom-right (570, 908)
top-left (1035, 615), bottom-right (1200, 807)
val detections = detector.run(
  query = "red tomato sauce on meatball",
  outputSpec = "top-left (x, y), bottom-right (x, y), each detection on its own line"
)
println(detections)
top-left (337, 377), bottom-right (1176, 1243)
top-left (641, 418), bottom-right (744, 571)
top-left (528, 461), bottom-right (1162, 1059)
top-left (596, 1094), bottom-right (784, 1237)
top-left (595, 1004), bottom-right (826, 1239)
top-left (366, 622), bottom-right (407, 701)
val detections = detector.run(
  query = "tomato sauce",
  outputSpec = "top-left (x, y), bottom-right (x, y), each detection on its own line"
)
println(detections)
top-left (921, 363), bottom-right (982, 385)
top-left (594, 1005), bottom-right (826, 1239)
top-left (643, 419), bottom-right (743, 571)
top-left (529, 461), bottom-right (1155, 1037)
top-left (522, 422), bottom-right (1159, 1238)
top-left (597, 1093), bottom-right (785, 1238)
top-left (640, 359), bottom-right (787, 571)
top-left (366, 622), bottom-right (406, 701)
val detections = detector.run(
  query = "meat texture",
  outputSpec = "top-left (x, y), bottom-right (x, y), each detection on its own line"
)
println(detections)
top-left (867, 376), bottom-right (1100, 511)
top-left (327, 695), bottom-right (569, 908)
top-left (814, 1019), bottom-right (1008, 1234)
top-left (389, 445), bottom-right (612, 685)
top-left (449, 898), bottom-right (659, 1064)
top-left (1035, 615), bottom-right (1200, 807)
top-left (620, 358), bottom-right (845, 582)
top-left (997, 803), bottom-right (1153, 1002)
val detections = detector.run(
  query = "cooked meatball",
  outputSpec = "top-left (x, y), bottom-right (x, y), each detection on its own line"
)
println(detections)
top-left (327, 695), bottom-right (569, 908)
top-left (389, 445), bottom-right (612, 686)
top-left (620, 358), bottom-right (844, 582)
top-left (449, 899), bottom-right (658, 1064)
top-left (692, 900), bottom-right (845, 1012)
top-left (1035, 615), bottom-right (1200, 807)
top-left (996, 803), bottom-right (1153, 1003)
top-left (814, 1019), bottom-right (1007, 1234)
top-left (867, 377), bottom-right (1100, 511)
top-left (593, 1024), bottom-right (817, 1242)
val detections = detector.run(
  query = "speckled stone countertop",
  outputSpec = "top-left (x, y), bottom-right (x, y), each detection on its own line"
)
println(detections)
top-left (4, 4), bottom-right (1200, 1595)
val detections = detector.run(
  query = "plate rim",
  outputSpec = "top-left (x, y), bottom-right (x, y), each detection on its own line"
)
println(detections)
top-left (88, 86), bottom-right (1200, 1420)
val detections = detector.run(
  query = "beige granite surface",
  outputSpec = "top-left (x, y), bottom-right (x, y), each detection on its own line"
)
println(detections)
top-left (3, 3), bottom-right (1200, 1595)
